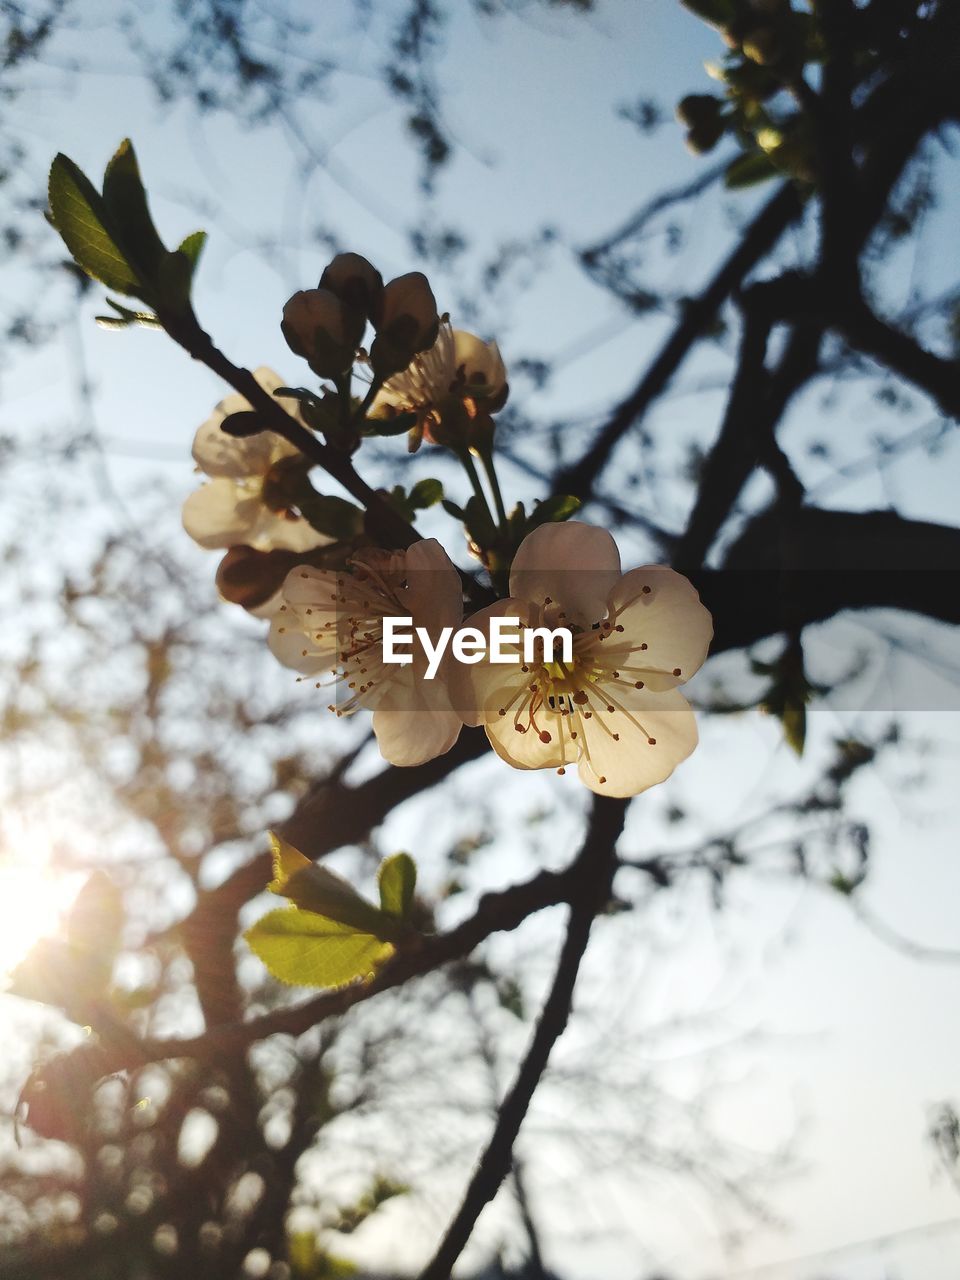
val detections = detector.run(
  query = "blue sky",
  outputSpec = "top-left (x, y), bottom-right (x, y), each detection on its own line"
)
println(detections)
top-left (2, 1), bottom-right (960, 1276)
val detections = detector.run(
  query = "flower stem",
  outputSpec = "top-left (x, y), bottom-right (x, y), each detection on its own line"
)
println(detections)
top-left (478, 447), bottom-right (508, 528)
top-left (458, 446), bottom-right (495, 525)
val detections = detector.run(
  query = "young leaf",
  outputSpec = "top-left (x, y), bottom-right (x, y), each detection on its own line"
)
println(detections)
top-left (724, 150), bottom-right (778, 189)
top-left (463, 494), bottom-right (497, 548)
top-left (101, 139), bottom-right (167, 280)
top-left (268, 834), bottom-right (405, 942)
top-left (297, 493), bottom-right (365, 541)
top-left (176, 229), bottom-right (207, 274)
top-left (48, 154), bottom-right (142, 296)
top-left (441, 498), bottom-right (465, 521)
top-left (220, 411), bottom-right (266, 438)
top-left (95, 298), bottom-right (163, 330)
top-left (244, 907), bottom-right (394, 989)
top-left (378, 853), bottom-right (417, 921)
top-left (525, 493), bottom-right (581, 530)
top-left (408, 477), bottom-right (443, 509)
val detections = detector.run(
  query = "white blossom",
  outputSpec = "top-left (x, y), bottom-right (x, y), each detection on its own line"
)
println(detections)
top-left (268, 539), bottom-right (464, 767)
top-left (182, 367), bottom-right (329, 554)
top-left (453, 522), bottom-right (713, 797)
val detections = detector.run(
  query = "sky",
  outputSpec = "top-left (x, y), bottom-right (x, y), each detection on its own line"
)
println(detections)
top-left (2, 1), bottom-right (960, 1276)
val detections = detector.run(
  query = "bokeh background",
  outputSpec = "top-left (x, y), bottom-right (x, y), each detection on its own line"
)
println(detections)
top-left (1, 2), bottom-right (959, 1277)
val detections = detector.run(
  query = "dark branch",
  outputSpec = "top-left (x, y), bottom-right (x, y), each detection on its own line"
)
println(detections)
top-left (417, 796), bottom-right (627, 1280)
top-left (556, 182), bottom-right (803, 501)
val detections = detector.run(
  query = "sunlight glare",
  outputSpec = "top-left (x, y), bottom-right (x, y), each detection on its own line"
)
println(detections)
top-left (0, 856), bottom-right (80, 977)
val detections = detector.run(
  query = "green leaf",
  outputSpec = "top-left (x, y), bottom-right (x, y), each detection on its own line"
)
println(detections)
top-left (378, 853), bottom-right (417, 921)
top-left (244, 907), bottom-right (394, 989)
top-left (408, 477), bottom-right (443, 509)
top-left (441, 498), bottom-right (465, 521)
top-left (101, 139), bottom-right (167, 281)
top-left (463, 494), bottom-right (497, 548)
top-left (48, 153), bottom-right (142, 296)
top-left (268, 834), bottom-right (405, 942)
top-left (95, 297), bottom-right (163, 330)
top-left (298, 493), bottom-right (365, 541)
top-left (158, 247), bottom-right (197, 312)
top-left (525, 493), bottom-right (581, 530)
top-left (724, 149), bottom-right (779, 189)
top-left (220, 410), bottom-right (266, 438)
top-left (176, 229), bottom-right (207, 274)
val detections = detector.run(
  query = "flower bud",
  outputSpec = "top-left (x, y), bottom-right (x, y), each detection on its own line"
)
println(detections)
top-left (319, 252), bottom-right (383, 316)
top-left (216, 545), bottom-right (304, 612)
top-left (675, 94), bottom-right (723, 130)
top-left (370, 271), bottom-right (440, 378)
top-left (281, 288), bottom-right (360, 378)
top-left (685, 117), bottom-right (727, 155)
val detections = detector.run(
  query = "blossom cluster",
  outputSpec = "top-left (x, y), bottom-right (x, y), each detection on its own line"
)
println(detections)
top-left (183, 252), bottom-right (712, 798)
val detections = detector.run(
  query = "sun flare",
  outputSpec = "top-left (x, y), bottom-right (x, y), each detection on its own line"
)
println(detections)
top-left (0, 856), bottom-right (80, 978)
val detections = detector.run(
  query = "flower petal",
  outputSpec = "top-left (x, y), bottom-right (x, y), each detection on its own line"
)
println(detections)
top-left (484, 703), bottom-right (566, 772)
top-left (577, 684), bottom-right (698, 797)
top-left (182, 478), bottom-right (257, 549)
top-left (248, 510), bottom-right (329, 554)
top-left (604, 566), bottom-right (713, 690)
top-left (509, 522), bottom-right (621, 627)
top-left (403, 538), bottom-right (464, 636)
top-left (268, 611), bottom-right (339, 675)
top-left (448, 599), bottom-right (530, 726)
top-left (371, 669), bottom-right (462, 766)
top-left (191, 368), bottom-right (300, 478)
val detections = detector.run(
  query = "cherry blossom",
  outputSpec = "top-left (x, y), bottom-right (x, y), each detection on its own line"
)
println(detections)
top-left (268, 539), bottom-right (464, 767)
top-left (182, 367), bottom-right (329, 555)
top-left (453, 522), bottom-right (713, 797)
top-left (370, 321), bottom-right (508, 450)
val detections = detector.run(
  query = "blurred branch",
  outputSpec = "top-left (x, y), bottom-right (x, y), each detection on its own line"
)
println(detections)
top-left (706, 505), bottom-right (960, 654)
top-left (557, 181), bottom-right (803, 502)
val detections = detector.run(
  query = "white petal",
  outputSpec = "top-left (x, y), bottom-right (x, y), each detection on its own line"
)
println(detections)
top-left (484, 702), bottom-right (565, 772)
top-left (509, 522), bottom-right (622, 627)
top-left (191, 368), bottom-right (301, 478)
top-left (281, 565), bottom-right (341, 607)
top-left (604, 566), bottom-right (713, 690)
top-left (404, 539), bottom-right (464, 635)
top-left (247, 510), bottom-right (329, 554)
top-left (447, 599), bottom-right (529, 725)
top-left (452, 330), bottom-right (507, 393)
top-left (182, 479), bottom-right (257, 549)
top-left (371, 670), bottom-right (462, 766)
top-left (268, 612), bottom-right (338, 675)
top-left (577, 684), bottom-right (698, 797)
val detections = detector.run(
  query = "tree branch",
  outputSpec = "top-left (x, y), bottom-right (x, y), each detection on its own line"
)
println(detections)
top-left (556, 182), bottom-right (803, 501)
top-left (417, 796), bottom-right (627, 1280)
top-left (702, 505), bottom-right (960, 654)
top-left (164, 306), bottom-right (420, 549)
top-left (83, 809), bottom-right (624, 1074)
